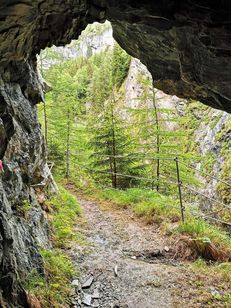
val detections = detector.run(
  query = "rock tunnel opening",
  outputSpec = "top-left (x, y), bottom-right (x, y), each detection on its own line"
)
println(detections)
top-left (0, 1), bottom-right (231, 307)
top-left (37, 20), bottom-right (230, 194)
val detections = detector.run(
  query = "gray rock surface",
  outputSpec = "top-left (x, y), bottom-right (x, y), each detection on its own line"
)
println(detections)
top-left (0, 75), bottom-right (52, 307)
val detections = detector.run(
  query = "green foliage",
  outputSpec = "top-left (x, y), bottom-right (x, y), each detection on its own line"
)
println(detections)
top-left (126, 76), bottom-right (198, 194)
top-left (87, 97), bottom-right (136, 188)
top-left (16, 199), bottom-right (32, 218)
top-left (210, 114), bottom-right (222, 129)
top-left (49, 185), bottom-right (82, 248)
top-left (23, 186), bottom-right (82, 306)
top-left (200, 152), bottom-right (215, 174)
top-left (194, 259), bottom-right (231, 279)
top-left (112, 44), bottom-right (131, 88)
top-left (177, 219), bottom-right (229, 243)
top-left (23, 249), bottom-right (76, 307)
top-left (99, 188), bottom-right (180, 223)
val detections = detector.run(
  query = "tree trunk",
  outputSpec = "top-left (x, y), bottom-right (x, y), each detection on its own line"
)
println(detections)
top-left (65, 109), bottom-right (71, 178)
top-left (43, 102), bottom-right (48, 147)
top-left (152, 86), bottom-right (160, 192)
top-left (39, 54), bottom-right (48, 147)
top-left (111, 89), bottom-right (117, 188)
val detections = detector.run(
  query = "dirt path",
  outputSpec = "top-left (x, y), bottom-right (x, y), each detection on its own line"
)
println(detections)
top-left (67, 186), bottom-right (228, 308)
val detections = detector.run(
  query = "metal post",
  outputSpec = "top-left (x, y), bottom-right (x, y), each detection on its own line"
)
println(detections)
top-left (175, 157), bottom-right (185, 222)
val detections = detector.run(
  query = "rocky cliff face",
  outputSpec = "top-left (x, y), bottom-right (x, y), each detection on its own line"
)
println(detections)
top-left (0, 72), bottom-right (53, 306)
top-left (194, 108), bottom-right (231, 204)
top-left (0, 0), bottom-right (231, 306)
top-left (39, 21), bottom-right (114, 70)
top-left (125, 58), bottom-right (185, 131)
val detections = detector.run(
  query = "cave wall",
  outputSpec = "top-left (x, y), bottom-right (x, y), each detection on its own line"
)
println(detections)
top-left (0, 1), bottom-right (231, 112)
top-left (0, 0), bottom-right (231, 306)
top-left (0, 72), bottom-right (51, 307)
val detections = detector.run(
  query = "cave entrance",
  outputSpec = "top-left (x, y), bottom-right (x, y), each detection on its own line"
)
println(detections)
top-left (37, 20), bottom-right (190, 193)
top-left (37, 21), bottom-right (231, 214)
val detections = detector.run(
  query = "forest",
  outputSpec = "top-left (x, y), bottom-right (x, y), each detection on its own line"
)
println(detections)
top-left (31, 23), bottom-right (231, 307)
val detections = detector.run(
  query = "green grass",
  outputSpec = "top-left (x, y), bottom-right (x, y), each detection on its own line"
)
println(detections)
top-left (194, 258), bottom-right (231, 280)
top-left (49, 185), bottom-right (82, 248)
top-left (178, 219), bottom-right (231, 246)
top-left (23, 185), bottom-right (82, 306)
top-left (100, 188), bottom-right (147, 206)
top-left (177, 219), bottom-right (231, 261)
top-left (24, 249), bottom-right (76, 307)
top-left (99, 187), bottom-right (181, 223)
top-left (193, 259), bottom-right (231, 305)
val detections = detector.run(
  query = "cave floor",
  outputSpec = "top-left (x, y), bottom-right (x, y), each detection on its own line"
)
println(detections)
top-left (66, 184), bottom-right (229, 308)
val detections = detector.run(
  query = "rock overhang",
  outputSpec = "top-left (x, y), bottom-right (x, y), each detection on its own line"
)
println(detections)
top-left (0, 0), bottom-right (231, 112)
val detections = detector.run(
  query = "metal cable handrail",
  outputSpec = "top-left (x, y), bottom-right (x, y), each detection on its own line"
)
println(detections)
top-left (182, 184), bottom-right (231, 210)
top-left (177, 159), bottom-right (231, 187)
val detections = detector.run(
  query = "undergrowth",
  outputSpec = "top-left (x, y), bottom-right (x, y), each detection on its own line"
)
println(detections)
top-left (99, 188), bottom-right (180, 224)
top-left (23, 185), bottom-right (82, 307)
top-left (192, 259), bottom-right (231, 306)
top-left (49, 185), bottom-right (82, 248)
top-left (24, 249), bottom-right (76, 307)
top-left (177, 219), bottom-right (231, 261)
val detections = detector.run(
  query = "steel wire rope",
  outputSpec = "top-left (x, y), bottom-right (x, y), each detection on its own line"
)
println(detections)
top-left (177, 159), bottom-right (231, 187)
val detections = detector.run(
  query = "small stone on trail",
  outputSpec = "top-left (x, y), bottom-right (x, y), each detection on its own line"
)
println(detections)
top-left (82, 276), bottom-right (94, 289)
top-left (210, 289), bottom-right (220, 297)
top-left (114, 265), bottom-right (118, 277)
top-left (82, 293), bottom-right (92, 306)
top-left (92, 289), bottom-right (100, 299)
top-left (71, 279), bottom-right (79, 287)
top-left (92, 299), bottom-right (100, 307)
top-left (131, 256), bottom-right (137, 260)
top-left (164, 246), bottom-right (170, 252)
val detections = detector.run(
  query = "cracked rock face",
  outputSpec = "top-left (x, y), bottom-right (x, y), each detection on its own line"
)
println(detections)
top-left (0, 0), bottom-right (231, 306)
top-left (0, 75), bottom-right (51, 307)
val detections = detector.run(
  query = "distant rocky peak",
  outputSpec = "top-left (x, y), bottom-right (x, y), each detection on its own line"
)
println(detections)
top-left (38, 21), bottom-right (115, 71)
